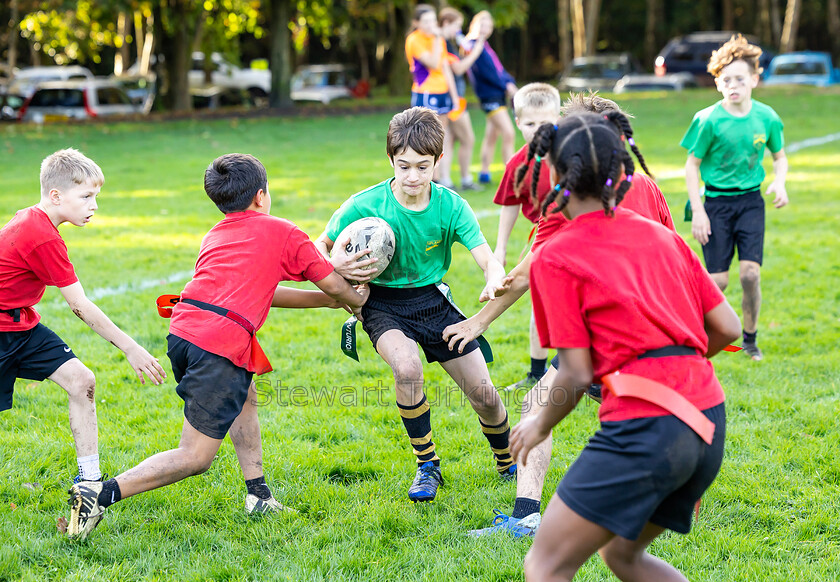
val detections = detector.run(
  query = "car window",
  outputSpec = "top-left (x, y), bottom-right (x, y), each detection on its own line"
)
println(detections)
top-left (191, 58), bottom-right (217, 72)
top-left (97, 87), bottom-right (132, 105)
top-left (29, 88), bottom-right (85, 107)
top-left (671, 46), bottom-right (694, 61)
top-left (774, 61), bottom-right (827, 76)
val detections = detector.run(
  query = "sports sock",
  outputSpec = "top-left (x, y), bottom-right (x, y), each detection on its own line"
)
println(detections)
top-left (744, 330), bottom-right (757, 344)
top-left (77, 454), bottom-right (101, 481)
top-left (96, 479), bottom-right (121, 508)
top-left (480, 413), bottom-right (514, 473)
top-left (245, 476), bottom-right (272, 500)
top-left (397, 395), bottom-right (440, 465)
top-left (529, 358), bottom-right (547, 379)
top-left (512, 497), bottom-right (541, 519)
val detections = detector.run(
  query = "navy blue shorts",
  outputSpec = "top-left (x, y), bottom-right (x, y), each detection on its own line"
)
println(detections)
top-left (480, 97), bottom-right (507, 114)
top-left (702, 189), bottom-right (765, 272)
top-left (361, 284), bottom-right (479, 363)
top-left (557, 402), bottom-right (725, 540)
top-left (167, 334), bottom-right (253, 440)
top-left (411, 92), bottom-right (453, 115)
top-left (1, 323), bottom-right (76, 411)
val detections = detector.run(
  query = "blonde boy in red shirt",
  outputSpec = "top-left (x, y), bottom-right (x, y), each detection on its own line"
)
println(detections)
top-left (0, 148), bottom-right (166, 484)
top-left (68, 153), bottom-right (367, 539)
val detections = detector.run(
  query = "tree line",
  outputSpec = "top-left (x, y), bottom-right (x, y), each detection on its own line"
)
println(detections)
top-left (2, 0), bottom-right (838, 111)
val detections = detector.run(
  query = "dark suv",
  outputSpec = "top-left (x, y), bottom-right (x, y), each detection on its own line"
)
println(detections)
top-left (654, 31), bottom-right (773, 85)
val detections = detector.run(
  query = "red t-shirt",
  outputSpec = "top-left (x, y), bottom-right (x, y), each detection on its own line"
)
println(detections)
top-left (530, 208), bottom-right (726, 422)
top-left (169, 211), bottom-right (334, 372)
top-left (493, 145), bottom-right (547, 224)
top-left (531, 173), bottom-right (674, 252)
top-left (0, 206), bottom-right (78, 332)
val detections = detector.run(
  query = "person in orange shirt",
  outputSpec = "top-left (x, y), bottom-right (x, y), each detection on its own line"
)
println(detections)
top-left (405, 4), bottom-right (460, 188)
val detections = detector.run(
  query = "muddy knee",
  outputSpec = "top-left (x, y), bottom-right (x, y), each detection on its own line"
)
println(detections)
top-left (67, 368), bottom-right (96, 402)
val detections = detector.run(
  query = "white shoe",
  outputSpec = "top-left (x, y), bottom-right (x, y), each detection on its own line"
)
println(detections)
top-left (245, 494), bottom-right (295, 514)
top-left (67, 481), bottom-right (106, 539)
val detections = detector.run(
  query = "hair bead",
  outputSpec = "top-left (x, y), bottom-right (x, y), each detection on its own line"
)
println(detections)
top-left (626, 173), bottom-right (634, 183)
top-left (563, 189), bottom-right (570, 197)
top-left (535, 155), bottom-right (542, 162)
top-left (553, 183), bottom-right (561, 192)
top-left (628, 137), bottom-right (636, 146)
top-left (605, 178), bottom-right (613, 187)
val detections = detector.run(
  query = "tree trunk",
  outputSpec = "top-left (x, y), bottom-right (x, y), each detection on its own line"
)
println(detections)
top-left (584, 0), bottom-right (601, 56)
top-left (8, 0), bottom-right (18, 75)
top-left (114, 11), bottom-right (130, 75)
top-left (162, 0), bottom-right (192, 111)
top-left (770, 0), bottom-right (783, 47)
top-left (269, 0), bottom-right (293, 108)
top-left (571, 0), bottom-right (585, 58)
top-left (722, 0), bottom-right (734, 30)
top-left (386, 2), bottom-right (410, 97)
top-left (644, 0), bottom-right (662, 69)
top-left (828, 0), bottom-right (840, 58)
top-left (780, 0), bottom-right (801, 53)
top-left (519, 17), bottom-right (530, 80)
top-left (757, 0), bottom-right (772, 46)
top-left (558, 0), bottom-right (571, 70)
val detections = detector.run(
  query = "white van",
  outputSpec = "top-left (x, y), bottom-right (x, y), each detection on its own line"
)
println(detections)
top-left (10, 66), bottom-right (95, 97)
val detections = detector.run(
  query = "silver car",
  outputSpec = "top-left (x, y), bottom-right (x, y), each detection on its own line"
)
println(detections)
top-left (20, 80), bottom-right (142, 123)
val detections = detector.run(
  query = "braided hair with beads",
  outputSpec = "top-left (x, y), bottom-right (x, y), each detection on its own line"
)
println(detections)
top-left (514, 110), bottom-right (652, 217)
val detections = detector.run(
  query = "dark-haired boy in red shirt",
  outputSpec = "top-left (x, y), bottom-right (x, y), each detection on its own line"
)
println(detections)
top-left (68, 153), bottom-right (368, 540)
top-left (0, 148), bottom-right (166, 485)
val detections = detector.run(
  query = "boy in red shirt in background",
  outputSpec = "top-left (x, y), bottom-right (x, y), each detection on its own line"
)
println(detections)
top-left (68, 153), bottom-right (368, 539)
top-left (492, 83), bottom-right (561, 392)
top-left (512, 113), bottom-right (740, 581)
top-left (0, 148), bottom-right (165, 484)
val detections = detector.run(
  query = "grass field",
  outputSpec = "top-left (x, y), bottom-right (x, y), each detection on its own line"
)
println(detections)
top-left (1, 86), bottom-right (839, 581)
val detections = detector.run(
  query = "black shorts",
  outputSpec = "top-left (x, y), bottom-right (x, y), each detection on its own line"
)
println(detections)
top-left (557, 403), bottom-right (725, 541)
top-left (702, 189), bottom-right (765, 272)
top-left (480, 97), bottom-right (507, 114)
top-left (167, 334), bottom-right (253, 440)
top-left (361, 284), bottom-right (479, 363)
top-left (1, 323), bottom-right (76, 412)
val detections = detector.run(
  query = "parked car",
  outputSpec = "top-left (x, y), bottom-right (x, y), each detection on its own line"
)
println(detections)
top-left (614, 72), bottom-right (698, 93)
top-left (9, 65), bottom-right (95, 97)
top-left (18, 80), bottom-right (142, 123)
top-left (291, 65), bottom-right (356, 104)
top-left (188, 52), bottom-right (270, 102)
top-left (763, 52), bottom-right (840, 87)
top-left (557, 53), bottom-right (642, 93)
top-left (190, 85), bottom-right (256, 110)
top-left (110, 73), bottom-right (157, 113)
top-left (0, 91), bottom-right (25, 121)
top-left (654, 31), bottom-right (773, 85)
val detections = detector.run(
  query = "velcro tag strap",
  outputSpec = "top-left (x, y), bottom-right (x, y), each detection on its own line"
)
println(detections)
top-left (601, 372), bottom-right (716, 446)
top-left (435, 282), bottom-right (493, 364)
top-left (341, 316), bottom-right (359, 361)
top-left (156, 294), bottom-right (181, 318)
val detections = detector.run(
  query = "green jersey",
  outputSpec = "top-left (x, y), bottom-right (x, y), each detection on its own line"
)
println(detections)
top-left (680, 100), bottom-right (784, 197)
top-left (326, 179), bottom-right (486, 287)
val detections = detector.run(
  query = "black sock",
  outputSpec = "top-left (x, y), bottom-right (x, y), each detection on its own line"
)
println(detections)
top-left (96, 478), bottom-right (121, 508)
top-left (398, 395), bottom-right (440, 466)
top-left (744, 330), bottom-right (757, 344)
top-left (480, 413), bottom-right (514, 473)
top-left (530, 358), bottom-right (547, 379)
top-left (245, 476), bottom-right (272, 500)
top-left (512, 497), bottom-right (541, 519)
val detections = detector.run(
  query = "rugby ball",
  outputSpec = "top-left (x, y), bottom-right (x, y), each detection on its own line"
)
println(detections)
top-left (333, 217), bottom-right (396, 284)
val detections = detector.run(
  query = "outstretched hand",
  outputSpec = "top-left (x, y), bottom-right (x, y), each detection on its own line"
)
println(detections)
top-left (510, 415), bottom-right (551, 467)
top-left (442, 316), bottom-right (488, 353)
top-left (124, 344), bottom-right (166, 385)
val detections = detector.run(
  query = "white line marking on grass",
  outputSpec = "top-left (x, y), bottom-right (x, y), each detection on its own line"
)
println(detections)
top-left (656, 131), bottom-right (840, 180)
top-left (86, 270), bottom-right (194, 301)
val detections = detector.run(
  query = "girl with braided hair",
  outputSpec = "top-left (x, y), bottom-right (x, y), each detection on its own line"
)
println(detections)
top-left (510, 112), bottom-right (741, 581)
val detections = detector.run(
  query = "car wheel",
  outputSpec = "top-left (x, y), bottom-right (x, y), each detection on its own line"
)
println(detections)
top-left (247, 87), bottom-right (268, 107)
